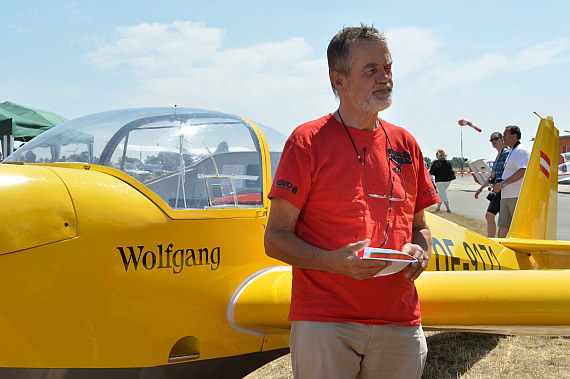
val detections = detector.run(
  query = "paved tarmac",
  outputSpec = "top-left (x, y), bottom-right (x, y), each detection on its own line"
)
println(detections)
top-left (441, 175), bottom-right (570, 240)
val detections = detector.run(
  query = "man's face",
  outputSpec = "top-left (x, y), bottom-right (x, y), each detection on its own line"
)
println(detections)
top-left (503, 128), bottom-right (517, 147)
top-left (342, 41), bottom-right (393, 113)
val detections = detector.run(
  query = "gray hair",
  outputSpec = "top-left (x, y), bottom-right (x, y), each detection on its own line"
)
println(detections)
top-left (327, 24), bottom-right (387, 96)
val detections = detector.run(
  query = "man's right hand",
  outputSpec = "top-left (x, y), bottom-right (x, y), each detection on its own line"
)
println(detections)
top-left (265, 199), bottom-right (390, 280)
top-left (327, 239), bottom-right (391, 280)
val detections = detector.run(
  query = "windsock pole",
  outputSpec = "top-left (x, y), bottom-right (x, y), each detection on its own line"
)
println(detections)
top-left (461, 127), bottom-right (463, 176)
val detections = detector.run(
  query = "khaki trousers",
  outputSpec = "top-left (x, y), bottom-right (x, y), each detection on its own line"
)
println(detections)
top-left (290, 321), bottom-right (427, 379)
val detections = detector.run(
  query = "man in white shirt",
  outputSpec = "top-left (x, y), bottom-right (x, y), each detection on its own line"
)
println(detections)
top-left (492, 125), bottom-right (530, 238)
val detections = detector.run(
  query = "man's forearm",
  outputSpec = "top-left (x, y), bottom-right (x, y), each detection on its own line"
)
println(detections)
top-left (504, 167), bottom-right (526, 185)
top-left (264, 228), bottom-right (330, 270)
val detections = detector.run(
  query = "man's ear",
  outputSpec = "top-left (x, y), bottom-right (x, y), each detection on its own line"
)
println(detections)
top-left (330, 71), bottom-right (346, 94)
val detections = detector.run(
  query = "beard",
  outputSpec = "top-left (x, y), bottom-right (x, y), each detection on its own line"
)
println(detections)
top-left (346, 84), bottom-right (393, 113)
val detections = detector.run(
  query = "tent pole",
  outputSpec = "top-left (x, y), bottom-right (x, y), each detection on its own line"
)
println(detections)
top-left (1, 135), bottom-right (7, 161)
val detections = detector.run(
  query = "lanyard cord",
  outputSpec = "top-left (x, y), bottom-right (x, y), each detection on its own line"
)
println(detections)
top-left (337, 109), bottom-right (394, 165)
top-left (338, 110), bottom-right (364, 165)
top-left (336, 109), bottom-right (396, 249)
top-left (504, 140), bottom-right (521, 165)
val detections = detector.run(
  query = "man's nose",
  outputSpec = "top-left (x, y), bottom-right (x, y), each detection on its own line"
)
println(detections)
top-left (375, 69), bottom-right (391, 83)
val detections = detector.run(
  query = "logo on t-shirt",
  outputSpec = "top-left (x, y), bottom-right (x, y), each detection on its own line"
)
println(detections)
top-left (275, 178), bottom-right (298, 194)
top-left (424, 187), bottom-right (437, 199)
top-left (388, 148), bottom-right (412, 165)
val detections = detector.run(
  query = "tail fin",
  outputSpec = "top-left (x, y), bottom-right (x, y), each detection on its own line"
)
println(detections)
top-left (467, 159), bottom-right (491, 186)
top-left (508, 115), bottom-right (559, 240)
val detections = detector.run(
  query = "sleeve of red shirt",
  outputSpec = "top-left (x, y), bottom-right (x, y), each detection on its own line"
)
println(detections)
top-left (268, 137), bottom-right (312, 210)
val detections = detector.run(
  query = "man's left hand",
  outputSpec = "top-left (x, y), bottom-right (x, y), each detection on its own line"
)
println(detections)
top-left (401, 243), bottom-right (429, 281)
top-left (493, 182), bottom-right (504, 193)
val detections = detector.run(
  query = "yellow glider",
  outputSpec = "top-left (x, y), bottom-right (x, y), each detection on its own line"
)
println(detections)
top-left (0, 108), bottom-right (568, 378)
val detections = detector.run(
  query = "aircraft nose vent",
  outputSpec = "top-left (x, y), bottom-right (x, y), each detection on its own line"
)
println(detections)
top-left (0, 164), bottom-right (77, 255)
top-left (168, 336), bottom-right (200, 363)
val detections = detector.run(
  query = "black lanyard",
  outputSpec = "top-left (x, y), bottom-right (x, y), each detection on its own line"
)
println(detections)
top-left (504, 141), bottom-right (520, 164)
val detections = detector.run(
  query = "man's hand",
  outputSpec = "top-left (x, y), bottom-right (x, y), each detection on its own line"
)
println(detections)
top-left (493, 182), bottom-right (504, 193)
top-left (265, 199), bottom-right (391, 280)
top-left (401, 242), bottom-right (429, 281)
top-left (327, 239), bottom-right (392, 280)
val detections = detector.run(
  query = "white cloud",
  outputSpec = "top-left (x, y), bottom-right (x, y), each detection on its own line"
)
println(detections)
top-left (514, 37), bottom-right (570, 71)
top-left (83, 21), bottom-right (335, 133)
top-left (86, 21), bottom-right (315, 77)
top-left (390, 33), bottom-right (570, 101)
top-left (386, 26), bottom-right (441, 77)
top-left (82, 21), bottom-right (570, 138)
top-left (86, 21), bottom-right (225, 71)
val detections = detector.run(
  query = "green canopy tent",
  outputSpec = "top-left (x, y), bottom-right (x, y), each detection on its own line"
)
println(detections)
top-left (0, 101), bottom-right (68, 160)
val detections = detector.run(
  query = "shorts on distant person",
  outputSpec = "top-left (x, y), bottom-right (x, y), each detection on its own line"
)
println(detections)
top-left (498, 197), bottom-right (518, 228)
top-left (486, 190), bottom-right (502, 215)
top-left (435, 181), bottom-right (451, 203)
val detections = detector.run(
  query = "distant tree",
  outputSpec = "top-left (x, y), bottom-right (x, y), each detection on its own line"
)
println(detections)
top-left (424, 157), bottom-right (432, 167)
top-left (450, 156), bottom-right (468, 169)
top-left (124, 157), bottom-right (140, 164)
top-left (61, 151), bottom-right (90, 163)
top-left (145, 155), bottom-right (162, 165)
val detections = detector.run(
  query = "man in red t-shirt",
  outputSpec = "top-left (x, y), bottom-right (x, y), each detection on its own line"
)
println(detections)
top-left (265, 25), bottom-right (440, 379)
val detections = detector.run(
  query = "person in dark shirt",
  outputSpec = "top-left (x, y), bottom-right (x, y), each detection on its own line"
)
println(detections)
top-left (429, 149), bottom-right (454, 212)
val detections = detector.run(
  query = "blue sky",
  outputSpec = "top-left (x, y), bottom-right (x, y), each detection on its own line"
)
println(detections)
top-left (2, 0), bottom-right (569, 161)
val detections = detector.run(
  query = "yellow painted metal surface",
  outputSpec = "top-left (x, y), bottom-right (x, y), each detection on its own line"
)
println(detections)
top-left (232, 268), bottom-right (292, 333)
top-left (0, 164), bottom-right (76, 255)
top-left (509, 116), bottom-right (559, 240)
top-left (230, 269), bottom-right (570, 331)
top-left (0, 164), bottom-right (286, 368)
top-left (424, 212), bottom-right (529, 271)
top-left (2, 112), bottom-right (569, 372)
top-left (38, 162), bottom-right (267, 221)
top-left (417, 270), bottom-right (570, 326)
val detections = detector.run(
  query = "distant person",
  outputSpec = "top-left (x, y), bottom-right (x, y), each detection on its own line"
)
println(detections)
top-left (24, 150), bottom-right (36, 163)
top-left (429, 149), bottom-right (455, 212)
top-left (474, 132), bottom-right (510, 237)
top-left (215, 141), bottom-right (229, 154)
top-left (492, 125), bottom-right (530, 238)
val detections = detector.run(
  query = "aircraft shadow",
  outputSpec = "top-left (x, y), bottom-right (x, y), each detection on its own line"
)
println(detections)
top-left (422, 332), bottom-right (502, 379)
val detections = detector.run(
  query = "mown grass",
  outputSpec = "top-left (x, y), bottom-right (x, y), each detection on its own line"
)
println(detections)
top-left (427, 206), bottom-right (487, 235)
top-left (246, 210), bottom-right (570, 378)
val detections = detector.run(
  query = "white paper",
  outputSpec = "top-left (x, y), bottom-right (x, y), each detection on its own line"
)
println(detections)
top-left (362, 247), bottom-right (417, 262)
top-left (362, 247), bottom-right (417, 276)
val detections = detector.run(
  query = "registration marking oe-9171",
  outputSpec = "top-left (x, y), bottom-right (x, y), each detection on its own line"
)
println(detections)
top-left (431, 237), bottom-right (502, 271)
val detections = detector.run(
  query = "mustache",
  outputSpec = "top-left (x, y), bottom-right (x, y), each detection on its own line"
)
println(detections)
top-left (373, 83), bottom-right (393, 91)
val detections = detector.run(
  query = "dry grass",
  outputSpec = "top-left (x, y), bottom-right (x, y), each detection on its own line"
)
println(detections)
top-left (247, 334), bottom-right (570, 379)
top-left (422, 332), bottom-right (569, 378)
top-left (427, 206), bottom-right (487, 235)
top-left (246, 210), bottom-right (570, 378)
top-left (245, 355), bottom-right (293, 379)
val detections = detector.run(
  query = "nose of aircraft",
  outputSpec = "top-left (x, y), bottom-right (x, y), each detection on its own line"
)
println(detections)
top-left (0, 163), bottom-right (77, 255)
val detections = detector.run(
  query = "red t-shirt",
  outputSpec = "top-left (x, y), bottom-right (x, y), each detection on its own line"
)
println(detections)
top-left (268, 114), bottom-right (439, 325)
